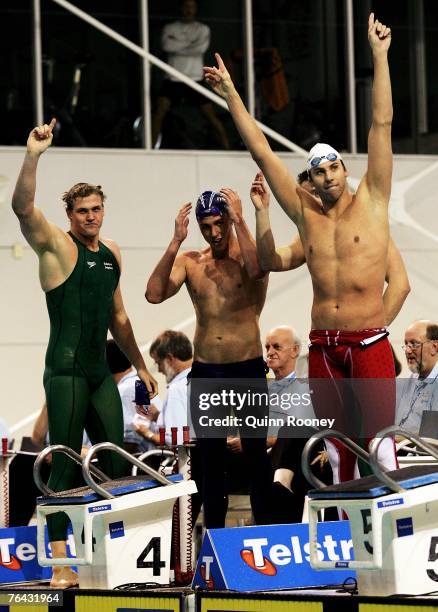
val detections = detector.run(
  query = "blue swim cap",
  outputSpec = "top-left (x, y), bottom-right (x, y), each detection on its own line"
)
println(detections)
top-left (195, 190), bottom-right (227, 221)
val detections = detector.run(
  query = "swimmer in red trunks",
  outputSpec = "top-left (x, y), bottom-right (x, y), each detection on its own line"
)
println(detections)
top-left (205, 14), bottom-right (404, 481)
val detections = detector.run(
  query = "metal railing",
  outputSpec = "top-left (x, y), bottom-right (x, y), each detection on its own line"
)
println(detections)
top-left (33, 0), bottom-right (314, 155)
top-left (301, 428), bottom-right (371, 489)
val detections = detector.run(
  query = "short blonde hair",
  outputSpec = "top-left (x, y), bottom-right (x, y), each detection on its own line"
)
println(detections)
top-left (62, 183), bottom-right (106, 211)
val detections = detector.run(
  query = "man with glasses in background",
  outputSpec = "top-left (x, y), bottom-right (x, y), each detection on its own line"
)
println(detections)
top-left (204, 14), bottom-right (407, 482)
top-left (396, 320), bottom-right (438, 435)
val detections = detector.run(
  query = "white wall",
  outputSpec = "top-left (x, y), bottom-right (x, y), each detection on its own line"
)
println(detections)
top-left (1, 147), bottom-right (437, 437)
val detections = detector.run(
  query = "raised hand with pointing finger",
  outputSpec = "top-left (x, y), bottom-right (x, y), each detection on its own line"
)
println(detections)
top-left (203, 53), bottom-right (236, 99)
top-left (27, 118), bottom-right (57, 156)
top-left (368, 12), bottom-right (391, 54)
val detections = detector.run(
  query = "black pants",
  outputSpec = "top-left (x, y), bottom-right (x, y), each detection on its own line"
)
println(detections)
top-left (270, 434), bottom-right (335, 523)
top-left (190, 357), bottom-right (274, 528)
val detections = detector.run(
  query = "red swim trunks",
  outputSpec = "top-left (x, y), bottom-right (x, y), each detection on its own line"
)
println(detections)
top-left (309, 328), bottom-right (397, 482)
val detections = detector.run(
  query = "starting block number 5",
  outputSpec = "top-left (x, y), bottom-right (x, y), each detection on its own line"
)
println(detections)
top-left (359, 510), bottom-right (438, 583)
top-left (136, 536), bottom-right (165, 576)
top-left (360, 509), bottom-right (373, 554)
top-left (427, 537), bottom-right (438, 582)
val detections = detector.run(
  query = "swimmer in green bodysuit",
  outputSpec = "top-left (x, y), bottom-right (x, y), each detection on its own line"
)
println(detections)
top-left (12, 119), bottom-right (158, 588)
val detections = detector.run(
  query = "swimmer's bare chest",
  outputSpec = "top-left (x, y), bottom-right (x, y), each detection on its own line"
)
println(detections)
top-left (185, 254), bottom-right (262, 320)
top-left (184, 252), bottom-right (266, 362)
top-left (298, 193), bottom-right (389, 328)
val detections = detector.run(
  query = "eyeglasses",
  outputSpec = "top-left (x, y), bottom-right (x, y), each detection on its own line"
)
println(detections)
top-left (310, 152), bottom-right (338, 167)
top-left (402, 340), bottom-right (430, 351)
top-left (265, 344), bottom-right (299, 352)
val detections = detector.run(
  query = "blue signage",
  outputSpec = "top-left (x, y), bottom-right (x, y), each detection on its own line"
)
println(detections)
top-left (0, 524), bottom-right (78, 584)
top-left (377, 497), bottom-right (404, 509)
top-left (109, 521), bottom-right (125, 539)
top-left (88, 503), bottom-right (112, 513)
top-left (396, 517), bottom-right (413, 538)
top-left (193, 521), bottom-right (355, 591)
top-left (0, 525), bottom-right (51, 583)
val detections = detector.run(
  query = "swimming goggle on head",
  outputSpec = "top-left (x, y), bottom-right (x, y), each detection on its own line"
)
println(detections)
top-left (306, 143), bottom-right (342, 171)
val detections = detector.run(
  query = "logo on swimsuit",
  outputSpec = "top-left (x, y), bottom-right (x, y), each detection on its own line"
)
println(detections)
top-left (87, 261), bottom-right (96, 268)
top-left (104, 262), bottom-right (113, 270)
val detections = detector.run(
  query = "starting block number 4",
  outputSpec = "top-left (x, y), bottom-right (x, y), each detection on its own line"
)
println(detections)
top-left (137, 537), bottom-right (165, 576)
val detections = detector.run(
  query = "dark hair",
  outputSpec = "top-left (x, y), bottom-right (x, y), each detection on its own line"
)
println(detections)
top-left (62, 183), bottom-right (106, 211)
top-left (297, 170), bottom-right (309, 184)
top-left (106, 339), bottom-right (131, 374)
top-left (426, 324), bottom-right (438, 341)
top-left (150, 330), bottom-right (193, 361)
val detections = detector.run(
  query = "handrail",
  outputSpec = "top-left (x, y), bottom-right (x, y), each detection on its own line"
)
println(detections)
top-left (301, 428), bottom-right (371, 489)
top-left (49, 0), bottom-right (307, 156)
top-left (132, 449), bottom-right (175, 476)
top-left (82, 442), bottom-right (172, 500)
top-left (33, 444), bottom-right (109, 496)
top-left (369, 426), bottom-right (438, 493)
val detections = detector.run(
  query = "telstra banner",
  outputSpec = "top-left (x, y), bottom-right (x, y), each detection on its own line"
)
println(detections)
top-left (193, 521), bottom-right (356, 591)
top-left (0, 525), bottom-right (77, 583)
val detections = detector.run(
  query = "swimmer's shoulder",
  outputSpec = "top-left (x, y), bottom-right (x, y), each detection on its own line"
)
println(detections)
top-left (180, 248), bottom-right (208, 264)
top-left (100, 237), bottom-right (121, 265)
top-left (296, 185), bottom-right (322, 210)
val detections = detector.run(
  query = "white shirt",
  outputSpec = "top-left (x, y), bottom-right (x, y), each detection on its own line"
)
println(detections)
top-left (161, 20), bottom-right (210, 81)
top-left (268, 370), bottom-right (316, 436)
top-left (118, 369), bottom-right (163, 447)
top-left (157, 367), bottom-right (191, 445)
top-left (396, 361), bottom-right (438, 433)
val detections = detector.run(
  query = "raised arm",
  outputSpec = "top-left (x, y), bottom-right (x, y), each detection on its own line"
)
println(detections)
top-left (251, 172), bottom-right (306, 272)
top-left (382, 238), bottom-right (410, 325)
top-left (12, 119), bottom-right (63, 254)
top-left (220, 187), bottom-right (265, 279)
top-left (204, 54), bottom-right (301, 222)
top-left (145, 204), bottom-right (190, 303)
top-left (366, 14), bottom-right (393, 203)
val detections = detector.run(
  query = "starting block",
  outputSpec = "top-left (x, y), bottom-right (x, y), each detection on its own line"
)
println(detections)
top-left (34, 442), bottom-right (196, 589)
top-left (304, 427), bottom-right (438, 596)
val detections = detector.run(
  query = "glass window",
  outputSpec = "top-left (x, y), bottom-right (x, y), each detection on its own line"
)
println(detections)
top-left (40, 1), bottom-right (143, 147)
top-left (252, 0), bottom-right (348, 152)
top-left (422, 0), bottom-right (438, 153)
top-left (355, 0), bottom-right (414, 154)
top-left (148, 0), bottom-right (243, 150)
top-left (0, 1), bottom-right (33, 145)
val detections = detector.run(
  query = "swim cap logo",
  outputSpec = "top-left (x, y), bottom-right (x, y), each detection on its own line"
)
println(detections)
top-left (195, 190), bottom-right (227, 220)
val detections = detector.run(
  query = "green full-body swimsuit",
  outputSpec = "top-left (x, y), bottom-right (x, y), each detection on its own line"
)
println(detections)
top-left (43, 233), bottom-right (126, 541)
